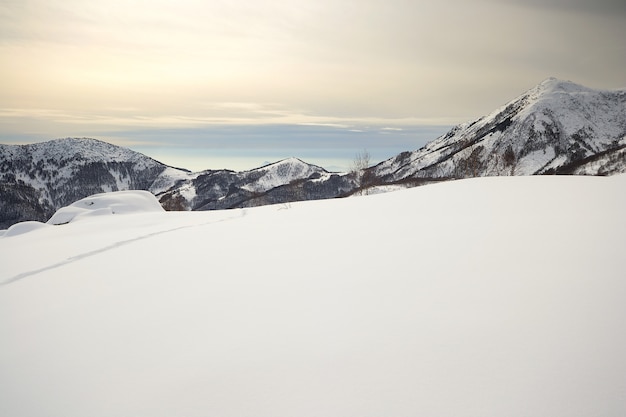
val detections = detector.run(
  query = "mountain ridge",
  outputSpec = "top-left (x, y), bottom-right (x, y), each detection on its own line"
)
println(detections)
top-left (2, 78), bottom-right (625, 228)
top-left (370, 78), bottom-right (626, 182)
top-left (0, 138), bottom-right (343, 227)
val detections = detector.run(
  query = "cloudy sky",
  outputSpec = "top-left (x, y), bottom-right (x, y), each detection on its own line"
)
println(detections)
top-left (1, 0), bottom-right (624, 171)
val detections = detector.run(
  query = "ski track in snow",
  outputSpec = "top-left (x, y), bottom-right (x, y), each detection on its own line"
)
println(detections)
top-left (1, 210), bottom-right (246, 286)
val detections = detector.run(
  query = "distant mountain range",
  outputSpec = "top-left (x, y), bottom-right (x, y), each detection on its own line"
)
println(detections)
top-left (1, 78), bottom-right (625, 228)
top-left (0, 139), bottom-right (355, 228)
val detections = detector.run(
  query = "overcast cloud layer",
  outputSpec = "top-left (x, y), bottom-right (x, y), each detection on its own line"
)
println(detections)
top-left (1, 0), bottom-right (624, 170)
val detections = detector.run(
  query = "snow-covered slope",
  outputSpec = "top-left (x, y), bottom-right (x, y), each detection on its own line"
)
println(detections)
top-left (1, 175), bottom-right (625, 417)
top-left (372, 78), bottom-right (626, 182)
top-left (240, 157), bottom-right (326, 193)
top-left (0, 138), bottom-right (190, 228)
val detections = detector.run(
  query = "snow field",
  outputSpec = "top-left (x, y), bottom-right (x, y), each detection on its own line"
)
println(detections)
top-left (1, 175), bottom-right (625, 417)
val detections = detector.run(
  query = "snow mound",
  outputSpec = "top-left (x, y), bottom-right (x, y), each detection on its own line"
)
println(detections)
top-left (46, 190), bottom-right (165, 225)
top-left (2, 221), bottom-right (51, 237)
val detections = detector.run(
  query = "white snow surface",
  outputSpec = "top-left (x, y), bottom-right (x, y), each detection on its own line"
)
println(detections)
top-left (2, 221), bottom-right (51, 237)
top-left (1, 175), bottom-right (626, 417)
top-left (46, 190), bottom-right (164, 225)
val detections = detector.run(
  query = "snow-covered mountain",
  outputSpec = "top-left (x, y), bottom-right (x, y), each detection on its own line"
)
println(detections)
top-left (158, 79), bottom-right (626, 208)
top-left (159, 157), bottom-right (354, 211)
top-left (0, 138), bottom-right (192, 228)
top-left (371, 78), bottom-right (626, 182)
top-left (2, 79), bottom-right (625, 227)
top-left (2, 175), bottom-right (625, 417)
top-left (0, 139), bottom-right (350, 228)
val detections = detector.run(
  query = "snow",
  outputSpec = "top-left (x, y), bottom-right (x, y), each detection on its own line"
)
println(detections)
top-left (24, 138), bottom-right (160, 169)
top-left (513, 78), bottom-right (626, 144)
top-left (177, 182), bottom-right (197, 202)
top-left (309, 171), bottom-right (336, 183)
top-left (110, 169), bottom-right (131, 191)
top-left (516, 147), bottom-right (556, 173)
top-left (46, 190), bottom-right (164, 225)
top-left (361, 184), bottom-right (410, 195)
top-left (2, 221), bottom-right (51, 237)
top-left (149, 166), bottom-right (198, 195)
top-left (1, 175), bottom-right (626, 417)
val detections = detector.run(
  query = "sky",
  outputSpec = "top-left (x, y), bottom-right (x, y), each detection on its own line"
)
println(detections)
top-left (1, 0), bottom-right (625, 171)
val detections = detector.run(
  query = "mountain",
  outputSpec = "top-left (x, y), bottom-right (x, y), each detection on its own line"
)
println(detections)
top-left (0, 138), bottom-right (190, 228)
top-left (159, 157), bottom-right (355, 211)
top-left (0, 139), bottom-right (353, 228)
top-left (370, 78), bottom-right (626, 183)
top-left (166, 78), bottom-right (626, 208)
top-left (2, 78), bottom-right (625, 228)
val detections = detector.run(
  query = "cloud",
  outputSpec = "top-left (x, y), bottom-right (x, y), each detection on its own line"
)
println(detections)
top-left (0, 0), bottom-right (624, 151)
top-left (499, 0), bottom-right (626, 16)
top-left (0, 104), bottom-right (460, 138)
top-left (106, 124), bottom-right (452, 171)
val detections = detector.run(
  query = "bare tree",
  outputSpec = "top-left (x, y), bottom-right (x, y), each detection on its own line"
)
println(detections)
top-left (351, 149), bottom-right (371, 195)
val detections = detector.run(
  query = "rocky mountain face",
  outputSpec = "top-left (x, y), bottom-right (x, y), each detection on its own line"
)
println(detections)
top-left (369, 78), bottom-right (626, 183)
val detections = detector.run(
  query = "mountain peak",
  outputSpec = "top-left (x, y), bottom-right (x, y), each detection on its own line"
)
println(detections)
top-left (270, 156), bottom-right (307, 167)
top-left (372, 79), bottom-right (626, 181)
top-left (14, 137), bottom-right (147, 165)
top-left (253, 157), bottom-right (327, 173)
top-left (531, 77), bottom-right (595, 98)
top-left (537, 77), bottom-right (568, 89)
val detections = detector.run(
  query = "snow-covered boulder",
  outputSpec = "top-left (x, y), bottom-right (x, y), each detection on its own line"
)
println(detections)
top-left (1, 221), bottom-right (51, 237)
top-left (46, 190), bottom-right (165, 225)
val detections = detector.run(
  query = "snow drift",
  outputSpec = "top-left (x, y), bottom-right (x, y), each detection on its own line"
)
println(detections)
top-left (1, 175), bottom-right (625, 417)
top-left (46, 190), bottom-right (165, 225)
